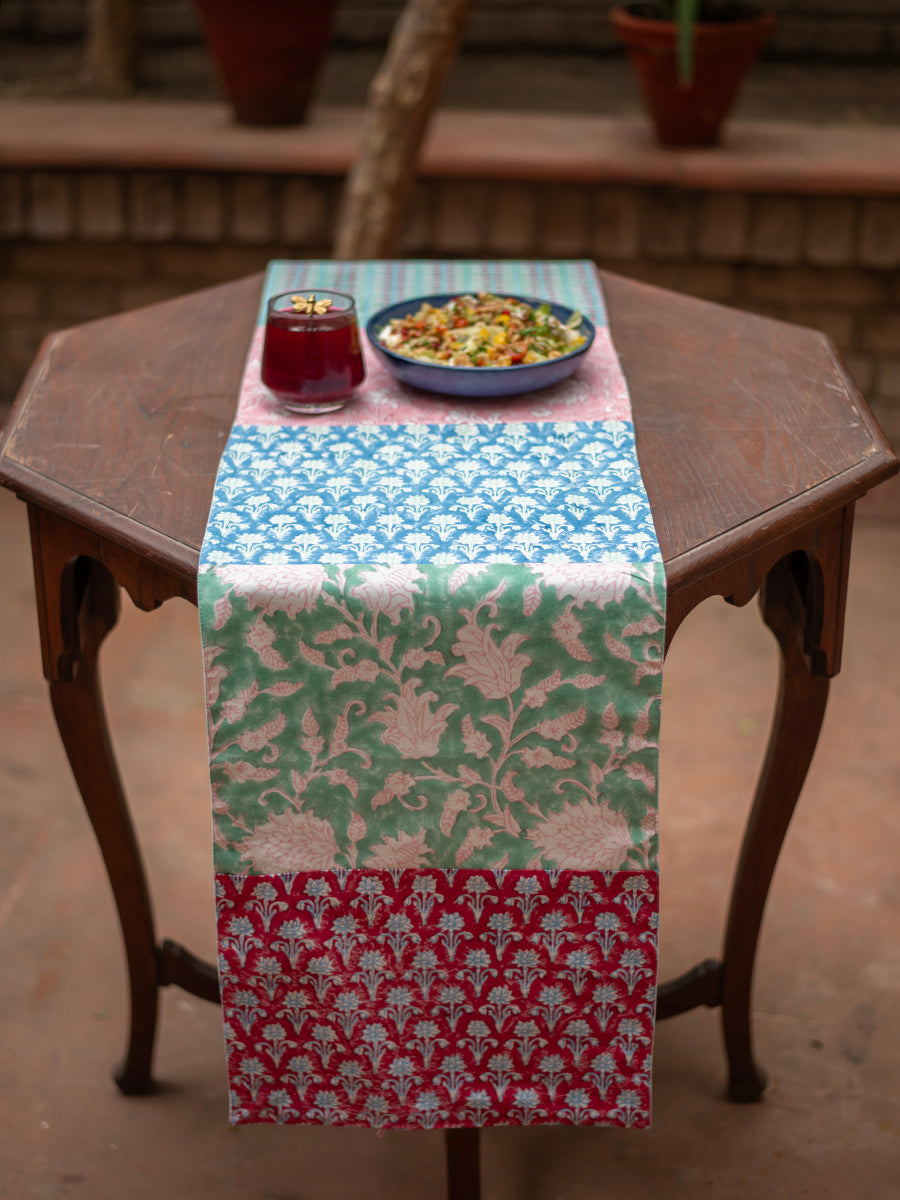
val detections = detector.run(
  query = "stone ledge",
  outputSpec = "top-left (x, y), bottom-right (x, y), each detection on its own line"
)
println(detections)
top-left (3, 100), bottom-right (900, 197)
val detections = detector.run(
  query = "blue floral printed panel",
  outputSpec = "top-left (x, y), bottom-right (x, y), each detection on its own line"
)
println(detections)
top-left (201, 420), bottom-right (659, 566)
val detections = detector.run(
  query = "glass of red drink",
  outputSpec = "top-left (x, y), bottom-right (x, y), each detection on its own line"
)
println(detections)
top-left (260, 289), bottom-right (366, 414)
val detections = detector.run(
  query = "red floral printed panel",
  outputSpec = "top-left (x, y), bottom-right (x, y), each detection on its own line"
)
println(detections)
top-left (217, 869), bottom-right (657, 1129)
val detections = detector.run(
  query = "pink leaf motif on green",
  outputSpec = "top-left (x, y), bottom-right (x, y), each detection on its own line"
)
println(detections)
top-left (237, 712), bottom-right (286, 758)
top-left (628, 699), bottom-right (659, 752)
top-left (349, 564), bottom-right (422, 625)
top-left (204, 644), bottom-right (225, 669)
top-left (607, 630), bottom-right (663, 684)
top-left (439, 789), bottom-right (470, 836)
top-left (448, 564), bottom-right (488, 594)
top-left (455, 826), bottom-right (496, 866)
top-left (485, 807), bottom-right (521, 836)
top-left (520, 746), bottom-right (577, 769)
top-left (325, 768), bottom-right (359, 798)
top-left (500, 771), bottom-right (526, 805)
top-left (264, 681), bottom-right (304, 698)
top-left (221, 681), bottom-right (259, 724)
top-left (206, 663), bottom-right (228, 707)
top-left (347, 811), bottom-right (367, 843)
top-left (552, 609), bottom-right (592, 662)
top-left (634, 657), bottom-right (663, 684)
top-left (605, 631), bottom-right (634, 663)
top-left (457, 764), bottom-right (482, 787)
top-left (600, 701), bottom-right (624, 748)
top-left (522, 670), bottom-right (563, 709)
top-left (480, 714), bottom-right (509, 736)
top-left (369, 679), bottom-right (457, 758)
top-left (623, 762), bottom-right (657, 792)
top-left (221, 761), bottom-right (279, 783)
top-left (622, 614), bottom-right (663, 637)
top-left (536, 706), bottom-right (587, 741)
top-left (571, 673), bottom-right (608, 689)
top-left (298, 639), bottom-right (327, 667)
top-left (212, 594), bottom-right (233, 630)
top-left (446, 617), bottom-right (530, 700)
top-left (523, 582), bottom-right (542, 616)
top-left (332, 658), bottom-right (380, 688)
top-left (401, 647), bottom-right (444, 670)
top-left (628, 733), bottom-right (655, 753)
top-left (301, 708), bottom-right (324, 757)
top-left (314, 622), bottom-right (354, 643)
top-left (329, 707), bottom-right (351, 756)
top-left (239, 809), bottom-right (339, 872)
top-left (461, 714), bottom-right (491, 758)
top-left (204, 644), bottom-right (228, 705)
top-left (363, 829), bottom-right (432, 868)
top-left (371, 770), bottom-right (416, 809)
top-left (429, 767), bottom-right (456, 782)
top-left (528, 799), bottom-right (634, 870)
top-left (246, 616), bottom-right (289, 670)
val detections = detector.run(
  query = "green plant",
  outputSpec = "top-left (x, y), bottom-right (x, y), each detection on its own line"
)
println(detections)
top-left (636, 1), bottom-right (759, 82)
top-left (655, 1), bottom-right (702, 83)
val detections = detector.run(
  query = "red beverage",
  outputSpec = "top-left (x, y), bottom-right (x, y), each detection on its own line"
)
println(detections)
top-left (261, 290), bottom-right (365, 413)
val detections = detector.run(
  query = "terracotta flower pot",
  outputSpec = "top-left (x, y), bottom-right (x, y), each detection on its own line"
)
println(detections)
top-left (610, 5), bottom-right (775, 146)
top-left (194, 0), bottom-right (339, 126)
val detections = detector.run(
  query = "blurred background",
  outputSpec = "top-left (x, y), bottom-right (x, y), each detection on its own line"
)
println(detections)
top-left (1, 0), bottom-right (900, 454)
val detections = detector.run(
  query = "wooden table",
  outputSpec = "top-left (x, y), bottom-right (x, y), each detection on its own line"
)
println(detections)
top-left (1, 269), bottom-right (896, 1187)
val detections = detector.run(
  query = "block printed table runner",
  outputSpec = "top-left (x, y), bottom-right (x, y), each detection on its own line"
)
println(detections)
top-left (199, 260), bottom-right (665, 1130)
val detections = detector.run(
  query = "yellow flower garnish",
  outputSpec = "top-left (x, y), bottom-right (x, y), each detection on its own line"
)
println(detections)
top-left (290, 293), bottom-right (333, 315)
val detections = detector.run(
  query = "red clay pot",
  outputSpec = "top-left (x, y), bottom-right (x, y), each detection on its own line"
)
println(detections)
top-left (610, 5), bottom-right (775, 146)
top-left (194, 0), bottom-right (338, 126)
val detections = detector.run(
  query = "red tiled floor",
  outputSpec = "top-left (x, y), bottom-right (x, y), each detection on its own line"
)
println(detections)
top-left (1, 478), bottom-right (898, 1198)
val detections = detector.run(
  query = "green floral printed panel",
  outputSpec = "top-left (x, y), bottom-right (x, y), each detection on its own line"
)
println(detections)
top-left (201, 560), bottom-right (664, 875)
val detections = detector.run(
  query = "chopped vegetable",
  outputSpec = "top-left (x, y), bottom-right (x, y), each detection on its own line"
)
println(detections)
top-left (378, 293), bottom-right (586, 368)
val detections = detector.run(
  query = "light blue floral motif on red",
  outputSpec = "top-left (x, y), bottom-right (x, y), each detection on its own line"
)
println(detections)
top-left (218, 869), bottom-right (657, 1129)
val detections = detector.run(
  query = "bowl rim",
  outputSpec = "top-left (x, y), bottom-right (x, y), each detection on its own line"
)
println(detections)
top-left (364, 292), bottom-right (596, 376)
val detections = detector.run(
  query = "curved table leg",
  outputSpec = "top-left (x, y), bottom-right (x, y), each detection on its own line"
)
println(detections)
top-left (29, 507), bottom-right (169, 1095)
top-left (720, 554), bottom-right (830, 1101)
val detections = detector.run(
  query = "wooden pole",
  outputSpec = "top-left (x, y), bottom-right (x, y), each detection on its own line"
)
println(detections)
top-left (333, 0), bottom-right (476, 260)
top-left (81, 0), bottom-right (138, 95)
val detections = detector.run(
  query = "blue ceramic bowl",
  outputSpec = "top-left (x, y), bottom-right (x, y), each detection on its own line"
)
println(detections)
top-left (365, 294), bottom-right (595, 398)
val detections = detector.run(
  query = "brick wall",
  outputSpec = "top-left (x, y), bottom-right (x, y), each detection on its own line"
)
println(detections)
top-left (2, 167), bottom-right (898, 446)
top-left (2, 1), bottom-right (899, 60)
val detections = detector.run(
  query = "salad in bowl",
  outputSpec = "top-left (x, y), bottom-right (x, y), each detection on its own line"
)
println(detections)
top-left (366, 292), bottom-right (595, 397)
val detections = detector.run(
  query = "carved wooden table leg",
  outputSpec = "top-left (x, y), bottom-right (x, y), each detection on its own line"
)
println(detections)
top-left (28, 505), bottom-right (187, 1095)
top-left (445, 1128), bottom-right (480, 1200)
top-left (720, 507), bottom-right (852, 1101)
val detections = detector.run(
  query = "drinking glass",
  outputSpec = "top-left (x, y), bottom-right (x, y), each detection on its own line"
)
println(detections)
top-left (260, 289), bottom-right (365, 414)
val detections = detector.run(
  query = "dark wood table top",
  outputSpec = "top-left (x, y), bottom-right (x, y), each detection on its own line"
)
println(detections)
top-left (1, 269), bottom-right (896, 598)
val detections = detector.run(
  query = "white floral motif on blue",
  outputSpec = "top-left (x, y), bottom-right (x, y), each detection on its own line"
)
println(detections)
top-left (201, 419), bottom-right (659, 565)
